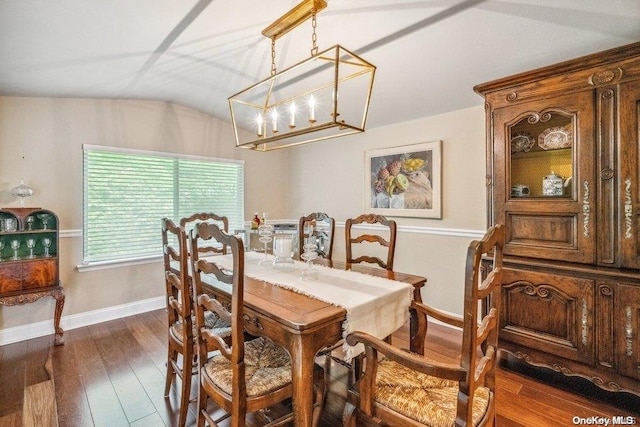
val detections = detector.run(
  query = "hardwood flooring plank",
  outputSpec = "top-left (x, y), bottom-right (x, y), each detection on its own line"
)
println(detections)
top-left (70, 323), bottom-right (130, 426)
top-left (89, 319), bottom-right (158, 424)
top-left (51, 327), bottom-right (94, 427)
top-left (0, 411), bottom-right (21, 427)
top-left (122, 311), bottom-right (167, 374)
top-left (105, 315), bottom-right (188, 427)
top-left (0, 340), bottom-right (27, 418)
top-left (129, 412), bottom-right (166, 427)
top-left (24, 335), bottom-right (53, 387)
top-left (496, 387), bottom-right (571, 426)
top-left (22, 380), bottom-right (58, 427)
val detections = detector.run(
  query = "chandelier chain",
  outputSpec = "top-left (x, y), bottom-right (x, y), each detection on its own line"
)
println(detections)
top-left (311, 10), bottom-right (318, 56)
top-left (270, 37), bottom-right (277, 76)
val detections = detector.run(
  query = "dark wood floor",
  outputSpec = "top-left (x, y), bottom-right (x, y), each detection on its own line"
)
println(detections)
top-left (1, 309), bottom-right (638, 426)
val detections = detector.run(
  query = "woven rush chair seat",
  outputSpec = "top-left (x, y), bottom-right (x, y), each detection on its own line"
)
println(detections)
top-left (169, 311), bottom-right (231, 345)
top-left (203, 336), bottom-right (291, 397)
top-left (373, 358), bottom-right (490, 427)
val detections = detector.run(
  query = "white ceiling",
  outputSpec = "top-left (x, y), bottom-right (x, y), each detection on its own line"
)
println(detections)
top-left (1, 0), bottom-right (640, 130)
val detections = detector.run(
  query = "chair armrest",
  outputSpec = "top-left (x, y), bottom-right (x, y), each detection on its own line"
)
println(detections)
top-left (412, 300), bottom-right (464, 329)
top-left (346, 331), bottom-right (466, 382)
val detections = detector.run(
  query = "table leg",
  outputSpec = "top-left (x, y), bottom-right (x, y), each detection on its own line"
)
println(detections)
top-left (410, 285), bottom-right (425, 354)
top-left (289, 335), bottom-right (318, 427)
top-left (52, 287), bottom-right (65, 345)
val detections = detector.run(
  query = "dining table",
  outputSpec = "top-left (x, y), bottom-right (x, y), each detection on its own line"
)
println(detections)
top-left (181, 252), bottom-right (426, 427)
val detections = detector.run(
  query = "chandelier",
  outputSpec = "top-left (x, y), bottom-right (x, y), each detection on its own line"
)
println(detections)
top-left (229, 0), bottom-right (376, 151)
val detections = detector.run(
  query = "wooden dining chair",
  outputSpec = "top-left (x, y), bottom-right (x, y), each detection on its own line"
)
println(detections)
top-left (298, 212), bottom-right (335, 259)
top-left (190, 222), bottom-right (295, 426)
top-left (161, 218), bottom-right (231, 427)
top-left (180, 212), bottom-right (230, 256)
top-left (317, 214), bottom-right (398, 391)
top-left (343, 223), bottom-right (505, 427)
top-left (345, 213), bottom-right (397, 271)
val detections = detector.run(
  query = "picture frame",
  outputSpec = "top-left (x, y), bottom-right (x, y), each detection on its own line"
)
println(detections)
top-left (365, 140), bottom-right (442, 219)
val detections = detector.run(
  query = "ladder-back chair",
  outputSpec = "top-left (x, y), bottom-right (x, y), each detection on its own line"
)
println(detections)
top-left (343, 224), bottom-right (505, 427)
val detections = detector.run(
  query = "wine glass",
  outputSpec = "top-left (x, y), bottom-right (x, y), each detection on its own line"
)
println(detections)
top-left (300, 223), bottom-right (319, 280)
top-left (43, 238), bottom-right (52, 257)
top-left (11, 239), bottom-right (20, 260)
top-left (26, 238), bottom-right (36, 258)
top-left (25, 215), bottom-right (35, 231)
top-left (37, 213), bottom-right (52, 230)
top-left (0, 240), bottom-right (5, 261)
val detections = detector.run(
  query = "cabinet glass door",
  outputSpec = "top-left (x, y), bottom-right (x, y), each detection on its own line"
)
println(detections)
top-left (493, 91), bottom-right (595, 263)
top-left (509, 113), bottom-right (573, 199)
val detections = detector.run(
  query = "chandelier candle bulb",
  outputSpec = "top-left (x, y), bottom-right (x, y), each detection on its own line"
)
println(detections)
top-left (289, 102), bottom-right (296, 128)
top-left (309, 95), bottom-right (316, 123)
top-left (257, 114), bottom-right (264, 137)
top-left (271, 109), bottom-right (278, 133)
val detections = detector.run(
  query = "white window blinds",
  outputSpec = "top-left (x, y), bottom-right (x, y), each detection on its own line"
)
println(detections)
top-left (82, 145), bottom-right (244, 263)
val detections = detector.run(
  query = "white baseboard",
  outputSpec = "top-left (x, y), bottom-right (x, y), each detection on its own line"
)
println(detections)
top-left (0, 296), bottom-right (165, 346)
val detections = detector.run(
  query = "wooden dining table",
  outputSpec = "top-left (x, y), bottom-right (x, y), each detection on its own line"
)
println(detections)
top-left (188, 256), bottom-right (426, 427)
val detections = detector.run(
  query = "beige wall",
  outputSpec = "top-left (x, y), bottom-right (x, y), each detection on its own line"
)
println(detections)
top-left (0, 96), bottom-right (487, 337)
top-left (286, 105), bottom-right (487, 314)
top-left (0, 96), bottom-right (289, 330)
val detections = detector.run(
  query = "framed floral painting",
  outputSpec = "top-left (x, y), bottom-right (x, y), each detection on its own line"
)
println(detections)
top-left (365, 140), bottom-right (442, 219)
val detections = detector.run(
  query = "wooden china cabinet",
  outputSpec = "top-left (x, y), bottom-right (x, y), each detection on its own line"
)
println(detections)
top-left (0, 207), bottom-right (64, 345)
top-left (475, 42), bottom-right (640, 396)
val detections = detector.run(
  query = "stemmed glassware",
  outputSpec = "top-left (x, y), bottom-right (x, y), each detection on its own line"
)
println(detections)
top-left (300, 222), bottom-right (319, 280)
top-left (26, 238), bottom-right (36, 258)
top-left (25, 215), bottom-right (35, 231)
top-left (37, 213), bottom-right (52, 230)
top-left (11, 239), bottom-right (20, 260)
top-left (43, 238), bottom-right (52, 257)
top-left (258, 222), bottom-right (274, 266)
top-left (0, 241), bottom-right (4, 261)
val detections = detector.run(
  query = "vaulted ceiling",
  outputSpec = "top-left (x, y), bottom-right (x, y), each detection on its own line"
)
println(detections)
top-left (1, 0), bottom-right (639, 130)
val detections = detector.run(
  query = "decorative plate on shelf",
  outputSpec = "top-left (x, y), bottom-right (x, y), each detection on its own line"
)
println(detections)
top-left (538, 125), bottom-right (572, 150)
top-left (510, 132), bottom-right (535, 153)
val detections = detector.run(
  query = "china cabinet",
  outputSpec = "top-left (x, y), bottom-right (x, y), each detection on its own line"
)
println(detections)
top-left (0, 207), bottom-right (64, 345)
top-left (475, 41), bottom-right (640, 396)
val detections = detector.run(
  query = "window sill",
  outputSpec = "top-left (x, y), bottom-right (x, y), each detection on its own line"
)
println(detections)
top-left (76, 255), bottom-right (163, 272)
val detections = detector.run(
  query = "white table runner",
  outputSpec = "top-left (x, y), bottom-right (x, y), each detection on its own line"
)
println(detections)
top-left (205, 251), bottom-right (413, 361)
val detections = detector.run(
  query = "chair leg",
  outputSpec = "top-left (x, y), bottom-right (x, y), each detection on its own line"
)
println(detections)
top-left (323, 353), bottom-right (333, 402)
top-left (196, 378), bottom-right (207, 427)
top-left (178, 363), bottom-right (192, 427)
top-left (165, 347), bottom-right (177, 397)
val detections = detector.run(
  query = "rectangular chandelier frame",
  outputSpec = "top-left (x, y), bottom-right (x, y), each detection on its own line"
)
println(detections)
top-left (229, 44), bottom-right (376, 151)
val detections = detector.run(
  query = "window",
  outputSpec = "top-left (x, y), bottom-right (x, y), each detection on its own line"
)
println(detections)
top-left (82, 145), bottom-right (244, 265)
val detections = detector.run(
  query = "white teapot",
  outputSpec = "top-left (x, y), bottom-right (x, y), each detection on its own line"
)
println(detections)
top-left (542, 172), bottom-right (571, 196)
